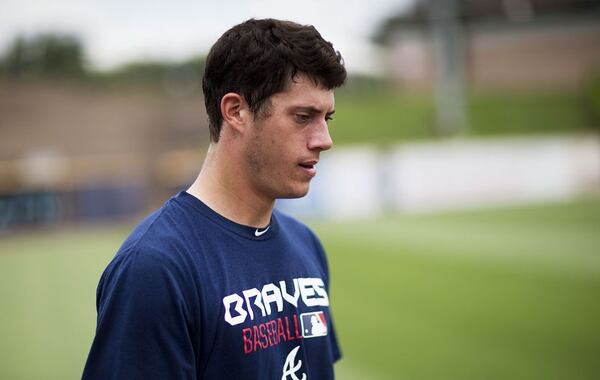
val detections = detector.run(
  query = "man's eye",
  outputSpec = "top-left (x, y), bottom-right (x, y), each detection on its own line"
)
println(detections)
top-left (325, 115), bottom-right (334, 123)
top-left (295, 114), bottom-right (311, 123)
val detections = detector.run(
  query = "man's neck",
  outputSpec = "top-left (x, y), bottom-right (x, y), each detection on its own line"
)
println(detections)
top-left (186, 144), bottom-right (274, 228)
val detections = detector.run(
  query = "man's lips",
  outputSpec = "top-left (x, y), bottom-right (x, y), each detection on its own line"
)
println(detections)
top-left (298, 160), bottom-right (318, 177)
top-left (298, 160), bottom-right (318, 169)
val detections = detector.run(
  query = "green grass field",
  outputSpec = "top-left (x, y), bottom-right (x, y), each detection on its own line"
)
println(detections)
top-left (1, 198), bottom-right (599, 379)
top-left (331, 91), bottom-right (595, 145)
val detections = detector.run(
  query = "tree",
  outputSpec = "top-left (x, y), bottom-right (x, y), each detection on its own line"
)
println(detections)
top-left (0, 33), bottom-right (85, 78)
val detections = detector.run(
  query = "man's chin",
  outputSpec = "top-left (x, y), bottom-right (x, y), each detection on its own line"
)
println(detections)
top-left (276, 185), bottom-right (310, 200)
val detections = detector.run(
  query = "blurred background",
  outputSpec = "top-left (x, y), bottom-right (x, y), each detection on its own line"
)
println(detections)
top-left (1, 0), bottom-right (600, 379)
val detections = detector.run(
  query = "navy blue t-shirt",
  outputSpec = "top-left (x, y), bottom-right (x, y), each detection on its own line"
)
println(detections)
top-left (82, 191), bottom-right (341, 379)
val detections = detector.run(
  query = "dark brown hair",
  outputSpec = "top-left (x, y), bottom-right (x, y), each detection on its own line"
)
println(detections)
top-left (202, 18), bottom-right (347, 142)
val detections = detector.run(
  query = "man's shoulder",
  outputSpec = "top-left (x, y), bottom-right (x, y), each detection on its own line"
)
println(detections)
top-left (119, 203), bottom-right (176, 252)
top-left (113, 196), bottom-right (201, 264)
top-left (274, 208), bottom-right (312, 235)
top-left (100, 199), bottom-right (199, 290)
top-left (273, 208), bottom-right (323, 250)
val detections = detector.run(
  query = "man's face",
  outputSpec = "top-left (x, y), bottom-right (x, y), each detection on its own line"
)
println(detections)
top-left (243, 74), bottom-right (335, 200)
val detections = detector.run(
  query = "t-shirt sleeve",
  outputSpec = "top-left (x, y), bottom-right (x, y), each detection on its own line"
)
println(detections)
top-left (82, 248), bottom-right (197, 379)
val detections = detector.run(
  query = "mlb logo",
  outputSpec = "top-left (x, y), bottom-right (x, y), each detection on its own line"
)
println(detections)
top-left (300, 311), bottom-right (328, 338)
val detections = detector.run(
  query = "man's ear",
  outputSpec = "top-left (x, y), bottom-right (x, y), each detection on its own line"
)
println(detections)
top-left (220, 93), bottom-right (252, 136)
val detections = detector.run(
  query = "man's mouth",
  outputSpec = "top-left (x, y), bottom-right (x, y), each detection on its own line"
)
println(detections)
top-left (298, 160), bottom-right (318, 169)
top-left (298, 160), bottom-right (318, 177)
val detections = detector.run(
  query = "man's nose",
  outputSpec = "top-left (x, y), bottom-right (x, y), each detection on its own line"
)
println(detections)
top-left (307, 120), bottom-right (333, 152)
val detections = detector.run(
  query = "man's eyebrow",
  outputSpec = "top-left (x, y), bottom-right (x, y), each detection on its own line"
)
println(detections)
top-left (291, 106), bottom-right (335, 115)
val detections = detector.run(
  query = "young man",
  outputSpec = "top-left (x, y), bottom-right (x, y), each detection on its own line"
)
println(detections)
top-left (82, 18), bottom-right (346, 379)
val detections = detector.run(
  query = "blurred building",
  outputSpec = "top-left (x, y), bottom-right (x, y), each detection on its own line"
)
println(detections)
top-left (0, 78), bottom-right (208, 230)
top-left (376, 0), bottom-right (600, 89)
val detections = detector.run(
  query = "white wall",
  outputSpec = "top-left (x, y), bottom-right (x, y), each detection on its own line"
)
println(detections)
top-left (277, 135), bottom-right (600, 218)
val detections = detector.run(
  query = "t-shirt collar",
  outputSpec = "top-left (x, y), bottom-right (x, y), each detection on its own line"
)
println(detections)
top-left (175, 190), bottom-right (279, 240)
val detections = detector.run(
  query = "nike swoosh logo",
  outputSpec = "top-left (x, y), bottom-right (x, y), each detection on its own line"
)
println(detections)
top-left (254, 226), bottom-right (270, 237)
